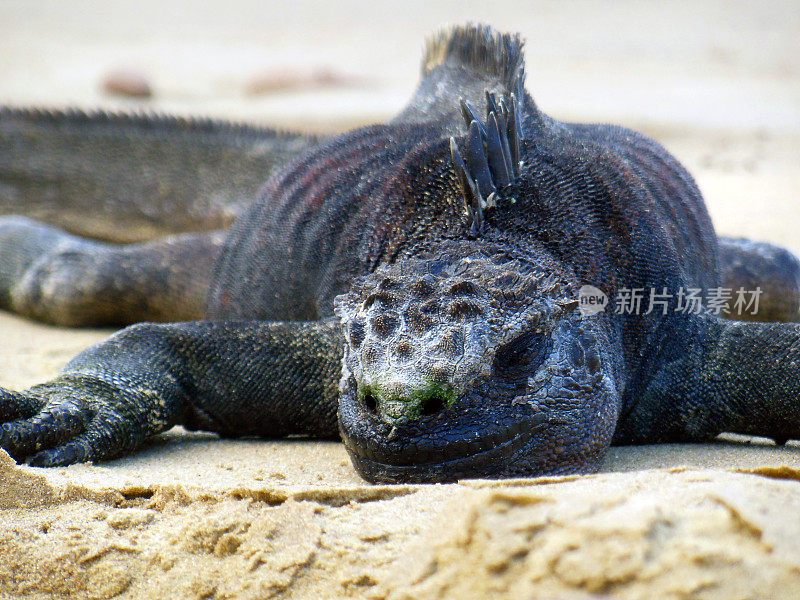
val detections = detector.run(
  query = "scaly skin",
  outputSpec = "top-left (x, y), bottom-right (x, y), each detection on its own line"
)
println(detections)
top-left (0, 108), bottom-right (316, 242)
top-left (1, 24), bottom-right (800, 483)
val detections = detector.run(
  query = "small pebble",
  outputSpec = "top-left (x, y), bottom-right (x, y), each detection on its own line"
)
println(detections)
top-left (101, 69), bottom-right (153, 98)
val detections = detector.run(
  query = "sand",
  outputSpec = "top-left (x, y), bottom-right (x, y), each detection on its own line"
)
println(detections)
top-left (1, 1), bottom-right (800, 598)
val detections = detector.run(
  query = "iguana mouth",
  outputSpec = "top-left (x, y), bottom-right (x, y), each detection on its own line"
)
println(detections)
top-left (345, 427), bottom-right (532, 484)
top-left (338, 384), bottom-right (549, 483)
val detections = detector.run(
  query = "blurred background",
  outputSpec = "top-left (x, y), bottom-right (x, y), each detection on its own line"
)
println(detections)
top-left (0, 0), bottom-right (798, 247)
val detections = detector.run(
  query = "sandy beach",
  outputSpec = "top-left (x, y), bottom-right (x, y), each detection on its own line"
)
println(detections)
top-left (1, 1), bottom-right (800, 598)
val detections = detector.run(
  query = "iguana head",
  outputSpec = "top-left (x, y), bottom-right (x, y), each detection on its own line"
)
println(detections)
top-left (334, 242), bottom-right (619, 483)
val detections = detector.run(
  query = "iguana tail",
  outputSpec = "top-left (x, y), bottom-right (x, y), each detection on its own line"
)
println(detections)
top-left (0, 107), bottom-right (318, 242)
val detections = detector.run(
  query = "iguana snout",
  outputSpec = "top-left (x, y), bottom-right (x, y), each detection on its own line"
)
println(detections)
top-left (360, 380), bottom-right (456, 425)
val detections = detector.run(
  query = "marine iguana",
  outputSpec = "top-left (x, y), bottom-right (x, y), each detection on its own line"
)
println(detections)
top-left (1, 24), bottom-right (799, 483)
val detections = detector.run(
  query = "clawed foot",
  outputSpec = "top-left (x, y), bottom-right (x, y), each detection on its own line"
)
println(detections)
top-left (0, 376), bottom-right (142, 466)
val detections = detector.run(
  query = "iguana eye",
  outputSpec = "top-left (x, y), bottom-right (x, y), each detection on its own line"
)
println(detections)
top-left (493, 330), bottom-right (550, 378)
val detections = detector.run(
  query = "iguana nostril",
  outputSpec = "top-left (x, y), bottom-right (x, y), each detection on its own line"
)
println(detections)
top-left (362, 389), bottom-right (378, 414)
top-left (420, 393), bottom-right (447, 416)
top-left (377, 277), bottom-right (398, 291)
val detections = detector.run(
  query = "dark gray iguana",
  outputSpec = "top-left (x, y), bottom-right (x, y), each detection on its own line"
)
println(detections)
top-left (1, 24), bottom-right (800, 483)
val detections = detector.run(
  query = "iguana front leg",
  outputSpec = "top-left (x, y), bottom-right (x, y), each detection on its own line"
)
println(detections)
top-left (615, 315), bottom-right (800, 446)
top-left (0, 318), bottom-right (343, 466)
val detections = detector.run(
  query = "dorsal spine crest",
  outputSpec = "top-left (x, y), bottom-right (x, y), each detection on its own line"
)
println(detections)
top-left (450, 91), bottom-right (523, 235)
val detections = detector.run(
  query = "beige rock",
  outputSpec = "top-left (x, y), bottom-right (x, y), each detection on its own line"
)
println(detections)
top-left (101, 69), bottom-right (153, 99)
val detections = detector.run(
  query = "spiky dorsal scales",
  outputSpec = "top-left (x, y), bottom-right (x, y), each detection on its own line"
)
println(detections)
top-left (450, 91), bottom-right (523, 234)
top-left (422, 23), bottom-right (526, 96)
top-left (449, 138), bottom-right (484, 235)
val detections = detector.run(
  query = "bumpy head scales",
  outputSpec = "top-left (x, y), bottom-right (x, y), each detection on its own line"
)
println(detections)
top-left (450, 91), bottom-right (523, 234)
top-left (334, 252), bottom-right (565, 426)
